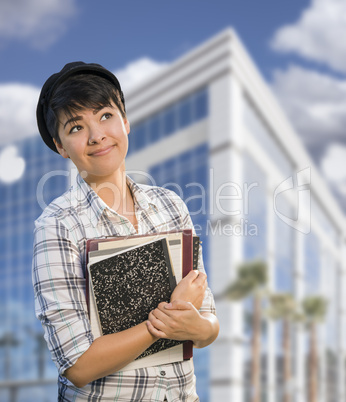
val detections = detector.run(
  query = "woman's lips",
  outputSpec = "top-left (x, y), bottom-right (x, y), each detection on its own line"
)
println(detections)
top-left (89, 145), bottom-right (115, 156)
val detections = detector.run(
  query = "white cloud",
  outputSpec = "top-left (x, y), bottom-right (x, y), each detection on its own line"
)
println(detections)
top-left (0, 0), bottom-right (77, 49)
top-left (114, 57), bottom-right (168, 95)
top-left (271, 0), bottom-right (346, 73)
top-left (271, 65), bottom-right (346, 149)
top-left (0, 146), bottom-right (26, 184)
top-left (0, 83), bottom-right (40, 146)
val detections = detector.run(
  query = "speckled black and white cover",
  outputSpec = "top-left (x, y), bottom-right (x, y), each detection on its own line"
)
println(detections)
top-left (89, 238), bottom-right (183, 359)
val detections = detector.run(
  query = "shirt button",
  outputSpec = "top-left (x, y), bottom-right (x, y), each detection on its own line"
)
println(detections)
top-left (160, 370), bottom-right (166, 376)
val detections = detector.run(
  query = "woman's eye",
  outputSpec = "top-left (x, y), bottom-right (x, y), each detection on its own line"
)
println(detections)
top-left (101, 113), bottom-right (112, 121)
top-left (69, 125), bottom-right (82, 134)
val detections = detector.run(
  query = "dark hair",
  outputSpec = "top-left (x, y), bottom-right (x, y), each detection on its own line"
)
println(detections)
top-left (46, 73), bottom-right (126, 143)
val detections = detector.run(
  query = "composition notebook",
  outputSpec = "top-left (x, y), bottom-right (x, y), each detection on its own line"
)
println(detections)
top-left (86, 229), bottom-right (200, 371)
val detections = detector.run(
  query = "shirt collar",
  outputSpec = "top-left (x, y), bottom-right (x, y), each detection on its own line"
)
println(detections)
top-left (75, 173), bottom-right (106, 227)
top-left (74, 173), bottom-right (158, 228)
top-left (126, 175), bottom-right (154, 211)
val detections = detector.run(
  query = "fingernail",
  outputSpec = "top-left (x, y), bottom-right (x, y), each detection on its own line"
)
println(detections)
top-left (165, 303), bottom-right (172, 309)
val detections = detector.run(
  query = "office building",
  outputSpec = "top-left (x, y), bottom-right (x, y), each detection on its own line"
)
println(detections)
top-left (0, 28), bottom-right (345, 402)
top-left (124, 28), bottom-right (346, 402)
top-left (0, 136), bottom-right (69, 401)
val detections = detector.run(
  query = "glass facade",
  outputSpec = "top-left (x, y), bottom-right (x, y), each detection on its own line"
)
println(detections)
top-left (128, 88), bottom-right (208, 155)
top-left (0, 136), bottom-right (69, 400)
top-left (243, 152), bottom-right (267, 262)
top-left (304, 231), bottom-right (321, 296)
top-left (311, 197), bottom-right (339, 245)
top-left (149, 143), bottom-right (210, 402)
top-left (243, 96), bottom-right (293, 178)
top-left (242, 90), bottom-right (345, 402)
top-left (149, 143), bottom-right (209, 265)
top-left (274, 212), bottom-right (294, 293)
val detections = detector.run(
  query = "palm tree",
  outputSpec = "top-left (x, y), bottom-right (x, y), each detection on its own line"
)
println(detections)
top-left (0, 332), bottom-right (20, 379)
top-left (267, 292), bottom-right (299, 402)
top-left (301, 296), bottom-right (328, 402)
top-left (224, 260), bottom-right (268, 402)
top-left (26, 326), bottom-right (47, 378)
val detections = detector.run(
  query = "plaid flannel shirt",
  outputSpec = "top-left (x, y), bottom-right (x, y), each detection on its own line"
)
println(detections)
top-left (32, 173), bottom-right (216, 401)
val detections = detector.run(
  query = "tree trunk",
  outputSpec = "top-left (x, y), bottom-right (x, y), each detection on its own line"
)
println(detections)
top-left (308, 324), bottom-right (318, 402)
top-left (282, 319), bottom-right (291, 402)
top-left (251, 295), bottom-right (261, 402)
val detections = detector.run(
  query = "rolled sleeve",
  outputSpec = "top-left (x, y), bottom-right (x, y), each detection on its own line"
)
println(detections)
top-left (32, 217), bottom-right (92, 375)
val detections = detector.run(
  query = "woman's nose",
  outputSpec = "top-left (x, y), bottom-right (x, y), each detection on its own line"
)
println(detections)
top-left (88, 126), bottom-right (105, 145)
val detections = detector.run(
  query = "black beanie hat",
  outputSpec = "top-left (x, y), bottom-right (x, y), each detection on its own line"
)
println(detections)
top-left (36, 61), bottom-right (125, 153)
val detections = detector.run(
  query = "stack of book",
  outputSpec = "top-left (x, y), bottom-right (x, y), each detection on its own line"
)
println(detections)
top-left (86, 229), bottom-right (200, 371)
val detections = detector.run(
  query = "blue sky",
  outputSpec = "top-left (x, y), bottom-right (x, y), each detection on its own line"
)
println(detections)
top-left (1, 0), bottom-right (311, 85)
top-left (0, 0), bottom-right (346, 210)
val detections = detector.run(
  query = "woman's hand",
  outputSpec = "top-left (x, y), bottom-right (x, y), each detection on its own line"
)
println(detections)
top-left (147, 301), bottom-right (200, 341)
top-left (146, 300), bottom-right (219, 348)
top-left (170, 270), bottom-right (207, 310)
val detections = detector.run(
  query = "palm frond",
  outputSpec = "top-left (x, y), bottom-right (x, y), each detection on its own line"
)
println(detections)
top-left (267, 292), bottom-right (298, 321)
top-left (223, 277), bottom-right (256, 301)
top-left (301, 296), bottom-right (328, 324)
top-left (223, 259), bottom-right (268, 301)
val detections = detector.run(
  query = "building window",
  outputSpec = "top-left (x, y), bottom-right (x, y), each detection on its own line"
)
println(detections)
top-left (128, 87), bottom-right (208, 156)
top-left (274, 196), bottom-right (294, 292)
top-left (194, 89), bottom-right (208, 120)
top-left (177, 98), bottom-right (192, 129)
top-left (311, 197), bottom-right (338, 245)
top-left (243, 152), bottom-right (267, 261)
top-left (148, 115), bottom-right (161, 143)
top-left (163, 105), bottom-right (177, 136)
top-left (304, 231), bottom-right (320, 296)
top-left (243, 95), bottom-right (293, 178)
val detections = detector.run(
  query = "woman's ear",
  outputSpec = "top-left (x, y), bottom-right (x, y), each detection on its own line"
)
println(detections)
top-left (53, 138), bottom-right (69, 159)
top-left (124, 119), bottom-right (130, 135)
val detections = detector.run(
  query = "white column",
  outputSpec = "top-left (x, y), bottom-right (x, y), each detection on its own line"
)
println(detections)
top-left (294, 230), bottom-right (306, 402)
top-left (337, 242), bottom-right (346, 402)
top-left (319, 248), bottom-right (328, 402)
top-left (266, 178), bottom-right (276, 402)
top-left (208, 70), bottom-right (245, 402)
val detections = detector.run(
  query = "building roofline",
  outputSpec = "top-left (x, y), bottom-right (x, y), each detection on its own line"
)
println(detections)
top-left (126, 28), bottom-right (346, 239)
